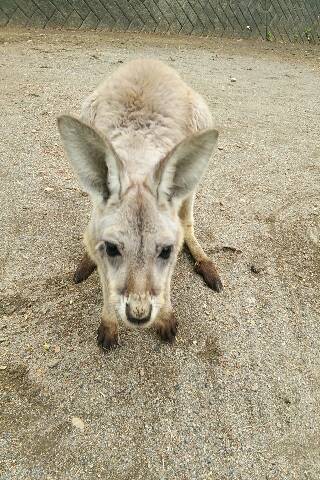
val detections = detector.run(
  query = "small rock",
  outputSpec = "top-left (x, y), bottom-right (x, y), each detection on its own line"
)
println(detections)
top-left (222, 246), bottom-right (242, 254)
top-left (71, 416), bottom-right (85, 431)
top-left (0, 365), bottom-right (7, 370)
top-left (43, 342), bottom-right (50, 351)
top-left (48, 359), bottom-right (60, 368)
top-left (246, 296), bottom-right (256, 307)
top-left (53, 345), bottom-right (61, 353)
top-left (44, 187), bottom-right (54, 192)
top-left (230, 77), bottom-right (237, 82)
top-left (139, 368), bottom-right (145, 377)
top-left (0, 337), bottom-right (6, 342)
top-left (217, 146), bottom-right (224, 150)
top-left (251, 264), bottom-right (264, 274)
top-left (7, 306), bottom-right (17, 315)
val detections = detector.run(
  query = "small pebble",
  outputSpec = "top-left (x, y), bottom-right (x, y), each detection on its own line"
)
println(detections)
top-left (0, 365), bottom-right (7, 370)
top-left (71, 416), bottom-right (85, 431)
top-left (230, 77), bottom-right (237, 82)
top-left (251, 264), bottom-right (264, 274)
top-left (0, 337), bottom-right (6, 342)
top-left (48, 359), bottom-right (60, 368)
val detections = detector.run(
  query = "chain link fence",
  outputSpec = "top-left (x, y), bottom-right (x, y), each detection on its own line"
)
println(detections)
top-left (0, 0), bottom-right (319, 43)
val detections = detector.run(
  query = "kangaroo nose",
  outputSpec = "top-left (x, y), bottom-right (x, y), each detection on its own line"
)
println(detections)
top-left (125, 303), bottom-right (152, 325)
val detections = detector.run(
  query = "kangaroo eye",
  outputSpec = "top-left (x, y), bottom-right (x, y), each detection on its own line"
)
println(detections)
top-left (159, 245), bottom-right (172, 260)
top-left (105, 242), bottom-right (121, 257)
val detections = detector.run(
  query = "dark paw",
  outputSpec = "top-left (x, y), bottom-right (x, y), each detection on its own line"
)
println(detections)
top-left (97, 323), bottom-right (118, 350)
top-left (195, 260), bottom-right (223, 292)
top-left (157, 316), bottom-right (178, 343)
top-left (73, 254), bottom-right (96, 284)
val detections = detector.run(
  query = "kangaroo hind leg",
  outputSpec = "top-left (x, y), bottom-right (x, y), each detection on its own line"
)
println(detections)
top-left (179, 195), bottom-right (223, 292)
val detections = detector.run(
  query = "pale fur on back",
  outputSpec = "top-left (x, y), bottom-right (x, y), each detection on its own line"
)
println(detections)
top-left (81, 58), bottom-right (212, 183)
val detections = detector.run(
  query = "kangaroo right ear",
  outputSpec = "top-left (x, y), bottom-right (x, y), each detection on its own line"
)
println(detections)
top-left (153, 129), bottom-right (219, 204)
top-left (57, 115), bottom-right (122, 201)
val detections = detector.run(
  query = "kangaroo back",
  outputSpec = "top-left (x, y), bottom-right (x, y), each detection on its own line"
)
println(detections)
top-left (81, 59), bottom-right (213, 180)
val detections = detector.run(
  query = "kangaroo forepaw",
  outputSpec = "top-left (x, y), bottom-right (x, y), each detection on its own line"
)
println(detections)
top-left (97, 322), bottom-right (119, 350)
top-left (156, 313), bottom-right (178, 343)
top-left (73, 253), bottom-right (96, 284)
top-left (195, 260), bottom-right (223, 292)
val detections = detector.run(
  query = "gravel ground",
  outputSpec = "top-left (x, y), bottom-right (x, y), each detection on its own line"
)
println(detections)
top-left (0, 28), bottom-right (319, 480)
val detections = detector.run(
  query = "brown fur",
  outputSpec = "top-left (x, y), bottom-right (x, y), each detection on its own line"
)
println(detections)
top-left (195, 260), bottom-right (223, 292)
top-left (97, 320), bottom-right (118, 349)
top-left (73, 252), bottom-right (96, 284)
top-left (155, 309), bottom-right (178, 343)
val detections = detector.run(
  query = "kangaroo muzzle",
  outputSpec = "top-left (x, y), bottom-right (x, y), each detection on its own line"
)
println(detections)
top-left (125, 294), bottom-right (152, 326)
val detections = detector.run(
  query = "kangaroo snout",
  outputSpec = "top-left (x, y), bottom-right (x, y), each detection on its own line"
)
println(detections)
top-left (125, 297), bottom-right (152, 326)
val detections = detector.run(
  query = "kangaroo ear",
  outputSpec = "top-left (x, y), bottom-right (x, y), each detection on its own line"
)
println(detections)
top-left (154, 129), bottom-right (219, 203)
top-left (57, 115), bottom-right (122, 201)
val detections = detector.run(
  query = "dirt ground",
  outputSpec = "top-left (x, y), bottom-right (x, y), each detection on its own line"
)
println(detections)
top-left (0, 28), bottom-right (319, 480)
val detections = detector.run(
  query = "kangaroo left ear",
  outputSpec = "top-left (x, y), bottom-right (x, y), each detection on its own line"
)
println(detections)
top-left (57, 115), bottom-right (123, 202)
top-left (153, 129), bottom-right (219, 203)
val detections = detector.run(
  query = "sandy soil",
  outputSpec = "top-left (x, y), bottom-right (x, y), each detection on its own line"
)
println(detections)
top-left (0, 28), bottom-right (319, 480)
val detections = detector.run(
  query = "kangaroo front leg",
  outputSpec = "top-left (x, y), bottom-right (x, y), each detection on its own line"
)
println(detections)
top-left (73, 252), bottom-right (96, 284)
top-left (179, 195), bottom-right (223, 292)
top-left (97, 281), bottom-right (119, 349)
top-left (156, 307), bottom-right (177, 343)
top-left (155, 282), bottom-right (177, 342)
top-left (97, 308), bottom-right (119, 349)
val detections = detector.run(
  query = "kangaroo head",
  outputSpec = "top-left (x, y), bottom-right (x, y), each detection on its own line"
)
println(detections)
top-left (58, 116), bottom-right (218, 328)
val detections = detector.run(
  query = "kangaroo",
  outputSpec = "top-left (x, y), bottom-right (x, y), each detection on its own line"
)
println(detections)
top-left (58, 58), bottom-right (222, 348)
